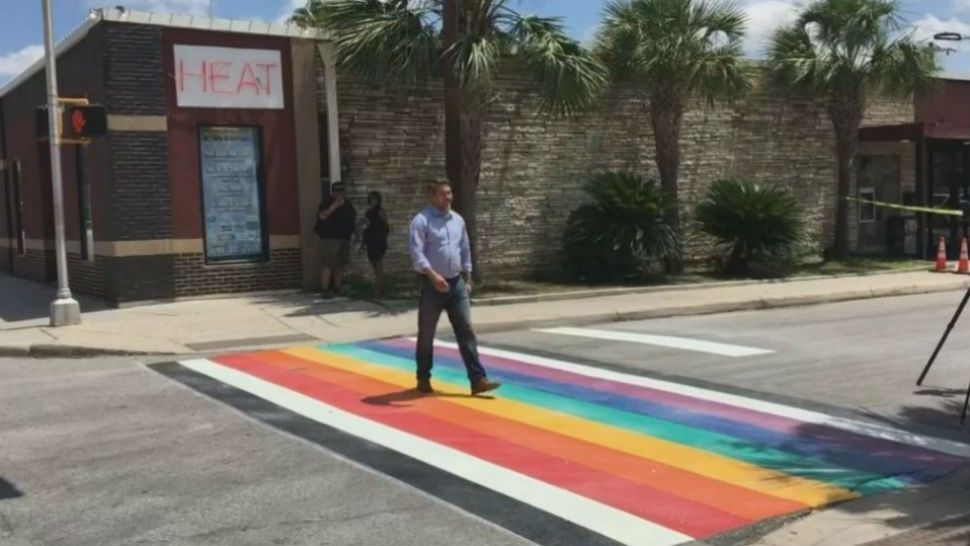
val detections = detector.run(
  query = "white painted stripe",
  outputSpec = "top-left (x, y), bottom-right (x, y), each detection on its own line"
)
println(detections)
top-left (178, 358), bottom-right (691, 546)
top-left (420, 340), bottom-right (970, 459)
top-left (536, 327), bottom-right (773, 357)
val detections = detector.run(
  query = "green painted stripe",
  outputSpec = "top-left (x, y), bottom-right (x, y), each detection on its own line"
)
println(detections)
top-left (319, 344), bottom-right (904, 496)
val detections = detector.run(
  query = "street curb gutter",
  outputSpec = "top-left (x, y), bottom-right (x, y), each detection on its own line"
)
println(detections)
top-left (0, 346), bottom-right (30, 358)
top-left (2, 278), bottom-right (967, 358)
top-left (470, 267), bottom-right (935, 307)
top-left (26, 345), bottom-right (177, 358)
top-left (473, 279), bottom-right (970, 335)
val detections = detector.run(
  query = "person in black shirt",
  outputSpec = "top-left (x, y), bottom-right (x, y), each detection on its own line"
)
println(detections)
top-left (359, 191), bottom-right (389, 298)
top-left (315, 182), bottom-right (356, 299)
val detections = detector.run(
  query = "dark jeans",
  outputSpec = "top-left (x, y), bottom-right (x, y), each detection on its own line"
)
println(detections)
top-left (415, 276), bottom-right (487, 383)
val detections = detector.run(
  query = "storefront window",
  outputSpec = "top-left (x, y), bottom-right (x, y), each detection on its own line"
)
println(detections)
top-left (198, 126), bottom-right (268, 263)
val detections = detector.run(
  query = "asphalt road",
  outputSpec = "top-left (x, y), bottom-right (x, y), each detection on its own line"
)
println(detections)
top-left (479, 291), bottom-right (970, 440)
top-left (2, 292), bottom-right (970, 546)
top-left (0, 356), bottom-right (532, 546)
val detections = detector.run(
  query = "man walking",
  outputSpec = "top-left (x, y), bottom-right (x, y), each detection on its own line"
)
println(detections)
top-left (409, 181), bottom-right (500, 395)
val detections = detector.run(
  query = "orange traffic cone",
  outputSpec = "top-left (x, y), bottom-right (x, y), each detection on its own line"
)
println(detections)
top-left (935, 236), bottom-right (948, 272)
top-left (958, 237), bottom-right (968, 274)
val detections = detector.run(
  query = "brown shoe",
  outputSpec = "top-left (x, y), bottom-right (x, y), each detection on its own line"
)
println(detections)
top-left (471, 378), bottom-right (501, 395)
top-left (417, 379), bottom-right (434, 394)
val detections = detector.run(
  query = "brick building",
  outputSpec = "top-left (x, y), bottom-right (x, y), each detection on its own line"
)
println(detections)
top-left (0, 8), bottom-right (337, 304)
top-left (0, 7), bottom-right (943, 306)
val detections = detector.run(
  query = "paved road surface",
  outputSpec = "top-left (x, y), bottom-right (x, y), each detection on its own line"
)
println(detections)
top-left (480, 291), bottom-right (970, 438)
top-left (0, 357), bottom-right (531, 546)
top-left (2, 292), bottom-right (970, 546)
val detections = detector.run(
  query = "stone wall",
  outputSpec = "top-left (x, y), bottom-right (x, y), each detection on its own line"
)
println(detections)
top-left (321, 61), bottom-right (914, 278)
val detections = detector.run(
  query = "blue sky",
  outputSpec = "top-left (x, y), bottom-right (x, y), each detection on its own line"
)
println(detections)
top-left (2, 0), bottom-right (970, 84)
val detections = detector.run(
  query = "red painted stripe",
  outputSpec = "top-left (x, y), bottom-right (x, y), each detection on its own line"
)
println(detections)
top-left (211, 351), bottom-right (755, 538)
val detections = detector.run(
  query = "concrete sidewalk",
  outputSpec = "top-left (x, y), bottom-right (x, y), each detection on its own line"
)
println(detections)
top-left (2, 270), bottom-right (969, 357)
top-left (752, 466), bottom-right (970, 546)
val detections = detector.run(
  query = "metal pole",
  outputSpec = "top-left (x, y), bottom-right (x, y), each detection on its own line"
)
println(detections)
top-left (442, 0), bottom-right (461, 188)
top-left (917, 283), bottom-right (970, 385)
top-left (42, 0), bottom-right (81, 326)
top-left (961, 376), bottom-right (970, 424)
top-left (320, 44), bottom-right (341, 185)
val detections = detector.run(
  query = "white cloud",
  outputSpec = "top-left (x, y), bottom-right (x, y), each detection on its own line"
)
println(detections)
top-left (0, 44), bottom-right (44, 78)
top-left (741, 0), bottom-right (800, 58)
top-left (911, 14), bottom-right (970, 75)
top-left (87, 0), bottom-right (212, 16)
top-left (912, 14), bottom-right (970, 47)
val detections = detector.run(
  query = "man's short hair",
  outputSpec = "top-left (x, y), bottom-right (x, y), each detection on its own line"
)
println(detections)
top-left (428, 180), bottom-right (451, 195)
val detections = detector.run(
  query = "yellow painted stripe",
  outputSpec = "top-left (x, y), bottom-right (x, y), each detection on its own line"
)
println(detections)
top-left (283, 347), bottom-right (859, 507)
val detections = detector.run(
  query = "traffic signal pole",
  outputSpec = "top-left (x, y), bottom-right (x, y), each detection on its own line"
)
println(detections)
top-left (42, 0), bottom-right (81, 326)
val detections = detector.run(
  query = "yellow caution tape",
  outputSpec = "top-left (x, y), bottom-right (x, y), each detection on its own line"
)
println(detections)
top-left (844, 196), bottom-right (964, 217)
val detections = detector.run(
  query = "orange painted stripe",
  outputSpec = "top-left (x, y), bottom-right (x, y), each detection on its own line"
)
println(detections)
top-left (243, 349), bottom-right (808, 522)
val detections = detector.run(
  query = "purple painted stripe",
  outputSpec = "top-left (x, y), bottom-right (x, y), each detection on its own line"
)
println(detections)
top-left (379, 338), bottom-right (965, 466)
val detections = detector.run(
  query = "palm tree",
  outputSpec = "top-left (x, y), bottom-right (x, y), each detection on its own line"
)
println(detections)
top-left (596, 0), bottom-right (752, 268)
top-left (291, 0), bottom-right (606, 274)
top-left (767, 0), bottom-right (937, 259)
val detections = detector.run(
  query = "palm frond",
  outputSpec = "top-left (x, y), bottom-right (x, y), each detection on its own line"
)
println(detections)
top-left (870, 37), bottom-right (939, 99)
top-left (298, 0), bottom-right (440, 86)
top-left (769, 0), bottom-right (937, 96)
top-left (596, 0), bottom-right (751, 104)
top-left (766, 23), bottom-right (823, 95)
top-left (449, 33), bottom-right (504, 97)
top-left (509, 15), bottom-right (608, 116)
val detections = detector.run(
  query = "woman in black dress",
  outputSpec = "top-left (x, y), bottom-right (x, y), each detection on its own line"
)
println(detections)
top-left (361, 191), bottom-right (389, 298)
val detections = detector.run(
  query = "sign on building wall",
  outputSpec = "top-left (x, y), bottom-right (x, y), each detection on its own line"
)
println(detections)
top-left (199, 126), bottom-right (267, 262)
top-left (174, 45), bottom-right (284, 109)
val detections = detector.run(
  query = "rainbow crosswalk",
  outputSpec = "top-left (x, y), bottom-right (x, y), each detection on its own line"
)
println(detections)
top-left (173, 338), bottom-right (970, 546)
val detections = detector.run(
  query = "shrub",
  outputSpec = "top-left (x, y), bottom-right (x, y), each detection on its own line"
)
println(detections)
top-left (562, 172), bottom-right (679, 282)
top-left (695, 180), bottom-right (802, 274)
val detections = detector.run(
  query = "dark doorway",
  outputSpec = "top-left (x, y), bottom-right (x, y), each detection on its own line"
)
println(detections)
top-left (926, 142), bottom-right (970, 258)
top-left (856, 154), bottom-right (903, 253)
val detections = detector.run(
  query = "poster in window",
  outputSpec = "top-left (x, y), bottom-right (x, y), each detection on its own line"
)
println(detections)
top-left (199, 126), bottom-right (266, 262)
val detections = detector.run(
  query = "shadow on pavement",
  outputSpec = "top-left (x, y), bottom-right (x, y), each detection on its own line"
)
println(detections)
top-left (857, 512), bottom-right (970, 545)
top-left (0, 273), bottom-right (108, 325)
top-left (362, 389), bottom-right (493, 406)
top-left (797, 398), bottom-right (970, 532)
top-left (0, 477), bottom-right (23, 500)
top-left (247, 291), bottom-right (417, 320)
top-left (854, 393), bottom-right (970, 443)
top-left (707, 397), bottom-right (970, 545)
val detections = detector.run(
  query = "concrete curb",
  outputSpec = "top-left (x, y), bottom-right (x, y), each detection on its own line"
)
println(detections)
top-left (27, 344), bottom-right (177, 358)
top-left (469, 266), bottom-right (936, 307)
top-left (2, 275), bottom-right (966, 358)
top-left (473, 278), bottom-right (970, 335)
top-left (0, 346), bottom-right (30, 358)
top-left (0, 344), bottom-right (178, 359)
